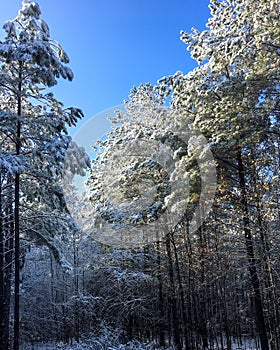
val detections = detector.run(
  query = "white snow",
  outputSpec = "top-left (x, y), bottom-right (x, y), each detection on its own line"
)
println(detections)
top-left (19, 338), bottom-right (262, 350)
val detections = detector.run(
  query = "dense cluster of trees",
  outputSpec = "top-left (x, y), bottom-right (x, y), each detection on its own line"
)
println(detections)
top-left (0, 0), bottom-right (279, 350)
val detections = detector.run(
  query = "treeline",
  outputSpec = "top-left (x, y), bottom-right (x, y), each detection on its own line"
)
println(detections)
top-left (18, 193), bottom-right (280, 349)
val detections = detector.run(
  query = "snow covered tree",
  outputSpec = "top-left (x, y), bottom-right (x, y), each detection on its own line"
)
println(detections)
top-left (85, 82), bottom-right (217, 349)
top-left (159, 1), bottom-right (280, 349)
top-left (87, 83), bottom-right (215, 250)
top-left (0, 2), bottom-right (83, 349)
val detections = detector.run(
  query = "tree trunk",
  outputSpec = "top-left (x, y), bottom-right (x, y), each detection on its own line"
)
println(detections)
top-left (165, 235), bottom-right (182, 350)
top-left (14, 68), bottom-right (22, 350)
top-left (0, 177), bottom-right (14, 350)
top-left (171, 236), bottom-right (190, 350)
top-left (156, 240), bottom-right (165, 347)
top-left (73, 231), bottom-right (80, 343)
top-left (0, 175), bottom-right (5, 350)
top-left (197, 226), bottom-right (208, 350)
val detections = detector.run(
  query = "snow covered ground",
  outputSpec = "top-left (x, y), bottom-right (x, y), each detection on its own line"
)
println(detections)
top-left (20, 338), bottom-right (261, 350)
top-left (20, 344), bottom-right (171, 350)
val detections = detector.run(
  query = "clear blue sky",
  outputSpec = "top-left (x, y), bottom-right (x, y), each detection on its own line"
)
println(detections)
top-left (0, 0), bottom-right (210, 131)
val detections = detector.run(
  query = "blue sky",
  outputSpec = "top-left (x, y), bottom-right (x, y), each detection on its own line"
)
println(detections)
top-left (0, 0), bottom-right (210, 131)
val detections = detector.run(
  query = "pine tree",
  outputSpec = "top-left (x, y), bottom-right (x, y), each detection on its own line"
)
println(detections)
top-left (0, 2), bottom-right (83, 349)
top-left (159, 1), bottom-right (280, 349)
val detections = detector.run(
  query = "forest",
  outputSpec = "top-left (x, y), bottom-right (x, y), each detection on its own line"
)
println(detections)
top-left (0, 0), bottom-right (280, 350)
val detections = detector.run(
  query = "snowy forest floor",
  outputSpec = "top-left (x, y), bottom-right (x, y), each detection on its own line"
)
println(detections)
top-left (19, 338), bottom-right (262, 350)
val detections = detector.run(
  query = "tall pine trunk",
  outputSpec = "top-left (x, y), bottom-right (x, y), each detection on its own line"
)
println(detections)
top-left (73, 231), bottom-right (80, 343)
top-left (13, 67), bottom-right (22, 350)
top-left (156, 240), bottom-right (165, 347)
top-left (165, 235), bottom-right (182, 350)
top-left (171, 235), bottom-right (190, 350)
top-left (0, 175), bottom-right (5, 349)
top-left (0, 176), bottom-right (14, 350)
top-left (197, 226), bottom-right (208, 350)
